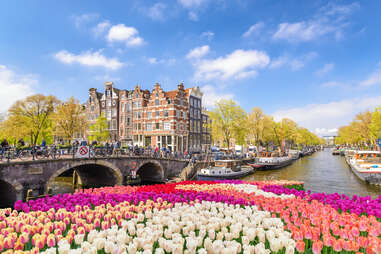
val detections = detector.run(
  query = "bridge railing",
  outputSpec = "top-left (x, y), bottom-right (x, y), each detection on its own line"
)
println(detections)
top-left (0, 146), bottom-right (213, 163)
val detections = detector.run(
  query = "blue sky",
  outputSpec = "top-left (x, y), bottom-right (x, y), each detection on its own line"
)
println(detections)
top-left (1, 0), bottom-right (381, 136)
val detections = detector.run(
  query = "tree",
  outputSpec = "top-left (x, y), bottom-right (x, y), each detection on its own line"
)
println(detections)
top-left (208, 99), bottom-right (247, 148)
top-left (88, 113), bottom-right (110, 143)
top-left (7, 94), bottom-right (60, 145)
top-left (247, 107), bottom-right (265, 146)
top-left (53, 97), bottom-right (88, 144)
top-left (370, 107), bottom-right (381, 142)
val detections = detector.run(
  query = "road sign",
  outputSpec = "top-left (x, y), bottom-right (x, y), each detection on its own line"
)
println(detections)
top-left (76, 146), bottom-right (89, 158)
top-left (377, 139), bottom-right (381, 147)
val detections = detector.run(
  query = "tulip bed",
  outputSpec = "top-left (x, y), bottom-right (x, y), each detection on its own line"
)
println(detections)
top-left (0, 180), bottom-right (379, 253)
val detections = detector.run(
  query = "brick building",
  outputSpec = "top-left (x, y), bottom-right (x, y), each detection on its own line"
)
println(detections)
top-left (186, 87), bottom-right (203, 152)
top-left (85, 81), bottom-right (210, 152)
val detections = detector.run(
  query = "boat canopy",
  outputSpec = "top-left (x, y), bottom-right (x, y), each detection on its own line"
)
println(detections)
top-left (356, 151), bottom-right (381, 154)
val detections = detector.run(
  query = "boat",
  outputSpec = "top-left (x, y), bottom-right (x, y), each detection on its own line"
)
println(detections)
top-left (347, 151), bottom-right (381, 185)
top-left (288, 149), bottom-right (302, 160)
top-left (254, 152), bottom-right (294, 170)
top-left (332, 149), bottom-right (340, 155)
top-left (197, 160), bottom-right (254, 180)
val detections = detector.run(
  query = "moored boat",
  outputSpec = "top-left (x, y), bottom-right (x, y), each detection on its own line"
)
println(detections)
top-left (254, 152), bottom-right (294, 170)
top-left (197, 160), bottom-right (254, 180)
top-left (347, 151), bottom-right (381, 185)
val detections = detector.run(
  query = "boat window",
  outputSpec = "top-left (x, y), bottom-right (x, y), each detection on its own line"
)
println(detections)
top-left (219, 171), bottom-right (221, 174)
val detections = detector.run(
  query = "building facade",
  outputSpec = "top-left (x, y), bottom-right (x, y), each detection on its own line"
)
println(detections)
top-left (85, 81), bottom-right (210, 152)
top-left (186, 87), bottom-right (203, 152)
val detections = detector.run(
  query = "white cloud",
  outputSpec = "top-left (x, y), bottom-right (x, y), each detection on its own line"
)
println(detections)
top-left (186, 45), bottom-right (210, 59)
top-left (92, 20), bottom-right (111, 37)
top-left (273, 3), bottom-right (358, 43)
top-left (178, 0), bottom-right (207, 8)
top-left (315, 63), bottom-right (335, 76)
top-left (193, 49), bottom-right (269, 81)
top-left (72, 13), bottom-right (99, 28)
top-left (107, 24), bottom-right (144, 47)
top-left (147, 3), bottom-right (167, 21)
top-left (359, 68), bottom-right (381, 87)
top-left (314, 128), bottom-right (338, 136)
top-left (270, 52), bottom-right (317, 71)
top-left (188, 11), bottom-right (199, 21)
top-left (0, 65), bottom-right (36, 111)
top-left (242, 22), bottom-right (264, 38)
top-left (201, 31), bottom-right (214, 41)
top-left (54, 50), bottom-right (123, 70)
top-left (147, 57), bottom-right (176, 65)
top-left (272, 96), bottom-right (381, 133)
top-left (201, 85), bottom-right (234, 108)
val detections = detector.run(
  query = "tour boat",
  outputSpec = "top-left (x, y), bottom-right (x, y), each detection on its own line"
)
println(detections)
top-left (347, 151), bottom-right (381, 185)
top-left (254, 152), bottom-right (294, 170)
top-left (197, 160), bottom-right (254, 180)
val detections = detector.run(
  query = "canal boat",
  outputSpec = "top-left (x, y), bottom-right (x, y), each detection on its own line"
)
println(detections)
top-left (332, 149), bottom-right (340, 155)
top-left (254, 152), bottom-right (294, 170)
top-left (197, 160), bottom-right (254, 180)
top-left (347, 151), bottom-right (381, 185)
top-left (288, 149), bottom-right (302, 160)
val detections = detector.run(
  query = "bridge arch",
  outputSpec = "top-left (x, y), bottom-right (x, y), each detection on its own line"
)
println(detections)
top-left (136, 160), bottom-right (165, 183)
top-left (47, 160), bottom-right (123, 193)
top-left (0, 179), bottom-right (22, 208)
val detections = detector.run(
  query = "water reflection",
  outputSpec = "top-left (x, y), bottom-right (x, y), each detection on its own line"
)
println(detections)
top-left (243, 149), bottom-right (381, 198)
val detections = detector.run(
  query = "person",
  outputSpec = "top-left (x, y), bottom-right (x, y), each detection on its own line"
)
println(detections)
top-left (80, 139), bottom-right (87, 146)
top-left (91, 140), bottom-right (98, 146)
top-left (41, 139), bottom-right (46, 148)
top-left (17, 138), bottom-right (25, 147)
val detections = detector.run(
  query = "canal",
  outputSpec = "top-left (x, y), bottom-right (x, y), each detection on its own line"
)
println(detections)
top-left (243, 149), bottom-right (381, 198)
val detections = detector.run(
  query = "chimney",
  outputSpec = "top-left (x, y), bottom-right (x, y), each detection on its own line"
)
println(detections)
top-left (178, 83), bottom-right (184, 90)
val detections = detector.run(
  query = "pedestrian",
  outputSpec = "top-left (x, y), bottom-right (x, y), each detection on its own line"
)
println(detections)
top-left (41, 139), bottom-right (46, 149)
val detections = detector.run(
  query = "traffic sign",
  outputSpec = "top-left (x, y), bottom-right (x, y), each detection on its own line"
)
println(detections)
top-left (377, 139), bottom-right (381, 147)
top-left (76, 146), bottom-right (89, 158)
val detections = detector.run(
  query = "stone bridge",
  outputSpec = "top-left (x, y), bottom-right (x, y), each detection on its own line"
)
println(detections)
top-left (0, 157), bottom-right (188, 208)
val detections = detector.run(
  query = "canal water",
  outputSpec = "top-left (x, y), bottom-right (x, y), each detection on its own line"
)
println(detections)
top-left (243, 149), bottom-right (381, 198)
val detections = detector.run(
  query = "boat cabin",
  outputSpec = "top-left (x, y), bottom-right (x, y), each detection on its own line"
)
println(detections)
top-left (354, 151), bottom-right (381, 162)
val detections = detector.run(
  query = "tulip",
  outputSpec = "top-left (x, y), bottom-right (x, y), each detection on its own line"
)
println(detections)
top-left (295, 240), bottom-right (305, 253)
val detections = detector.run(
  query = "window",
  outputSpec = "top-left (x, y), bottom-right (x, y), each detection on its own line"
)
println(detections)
top-left (107, 100), bottom-right (111, 107)
top-left (146, 123), bottom-right (152, 131)
top-left (138, 111), bottom-right (141, 119)
top-left (136, 93), bottom-right (139, 98)
top-left (112, 120), bottom-right (117, 130)
top-left (155, 99), bottom-right (159, 106)
top-left (147, 112), bottom-right (152, 119)
top-left (121, 103), bottom-right (125, 112)
top-left (156, 111), bottom-right (160, 118)
top-left (176, 110), bottom-right (180, 118)
top-left (126, 103), bottom-right (131, 112)
top-left (89, 96), bottom-right (93, 103)
top-left (180, 99), bottom-right (183, 106)
top-left (156, 93), bottom-right (159, 98)
top-left (138, 123), bottom-right (141, 130)
top-left (106, 110), bottom-right (111, 119)
top-left (190, 108), bottom-right (193, 118)
top-left (121, 94), bottom-right (125, 99)
top-left (164, 111), bottom-right (169, 117)
top-left (106, 90), bottom-right (110, 96)
top-left (164, 122), bottom-right (170, 130)
top-left (138, 101), bottom-right (141, 108)
top-left (180, 111), bottom-right (184, 118)
top-left (112, 108), bottom-right (117, 117)
top-left (155, 123), bottom-right (160, 130)
top-left (90, 105), bottom-right (94, 112)
top-left (168, 99), bottom-right (171, 104)
top-left (127, 117), bottom-right (131, 126)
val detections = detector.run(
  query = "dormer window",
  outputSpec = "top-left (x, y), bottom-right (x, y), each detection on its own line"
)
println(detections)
top-left (168, 99), bottom-right (171, 104)
top-left (156, 93), bottom-right (159, 98)
top-left (106, 90), bottom-right (111, 96)
top-left (136, 93), bottom-right (139, 99)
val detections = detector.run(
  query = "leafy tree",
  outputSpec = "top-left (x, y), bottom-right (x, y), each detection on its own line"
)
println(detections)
top-left (7, 94), bottom-right (60, 145)
top-left (53, 97), bottom-right (88, 144)
top-left (88, 113), bottom-right (110, 143)
top-left (208, 99), bottom-right (247, 148)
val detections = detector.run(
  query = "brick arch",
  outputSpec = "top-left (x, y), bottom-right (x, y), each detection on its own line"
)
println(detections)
top-left (46, 160), bottom-right (123, 192)
top-left (0, 178), bottom-right (22, 208)
top-left (136, 160), bottom-right (165, 182)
